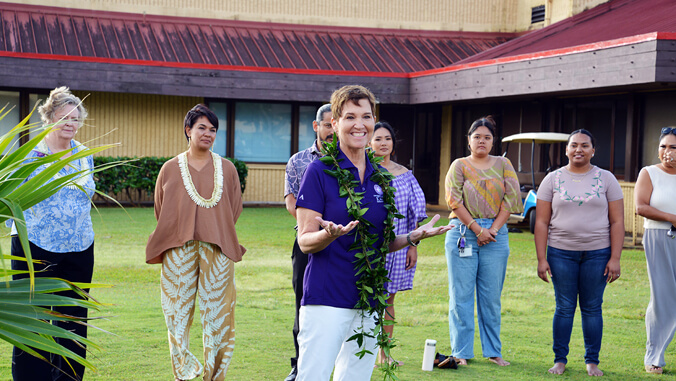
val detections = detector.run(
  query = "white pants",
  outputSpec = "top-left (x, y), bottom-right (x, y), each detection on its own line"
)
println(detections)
top-left (644, 229), bottom-right (676, 368)
top-left (297, 305), bottom-right (378, 381)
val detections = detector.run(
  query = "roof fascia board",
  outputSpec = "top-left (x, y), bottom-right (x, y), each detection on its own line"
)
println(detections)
top-left (410, 39), bottom-right (664, 104)
top-left (411, 32), bottom-right (676, 78)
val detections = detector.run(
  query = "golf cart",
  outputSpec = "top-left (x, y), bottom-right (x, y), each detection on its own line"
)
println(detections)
top-left (502, 132), bottom-right (569, 233)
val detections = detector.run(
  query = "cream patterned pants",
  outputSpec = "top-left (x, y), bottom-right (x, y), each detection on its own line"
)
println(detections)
top-left (161, 240), bottom-right (236, 381)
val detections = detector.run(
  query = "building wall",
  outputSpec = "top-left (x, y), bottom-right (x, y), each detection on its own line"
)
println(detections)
top-left (4, 0), bottom-right (609, 32)
top-left (515, 0), bottom-right (608, 30)
top-left (71, 90), bottom-right (288, 203)
top-left (572, 0), bottom-right (611, 15)
top-left (243, 164), bottom-right (285, 203)
top-left (73, 91), bottom-right (202, 158)
top-left (437, 104), bottom-right (453, 206)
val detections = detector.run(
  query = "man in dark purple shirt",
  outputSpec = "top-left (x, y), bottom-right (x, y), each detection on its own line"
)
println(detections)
top-left (282, 103), bottom-right (332, 381)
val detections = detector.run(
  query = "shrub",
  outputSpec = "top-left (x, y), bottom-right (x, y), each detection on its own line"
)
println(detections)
top-left (93, 156), bottom-right (248, 203)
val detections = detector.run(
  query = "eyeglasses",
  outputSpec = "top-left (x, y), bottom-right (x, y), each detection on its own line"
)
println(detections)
top-left (662, 127), bottom-right (676, 135)
top-left (55, 117), bottom-right (82, 124)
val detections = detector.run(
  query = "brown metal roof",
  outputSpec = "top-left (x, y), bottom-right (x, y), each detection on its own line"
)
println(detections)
top-left (0, 2), bottom-right (515, 76)
top-left (457, 0), bottom-right (676, 65)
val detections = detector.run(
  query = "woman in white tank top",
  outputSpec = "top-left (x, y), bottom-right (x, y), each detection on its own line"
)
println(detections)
top-left (634, 127), bottom-right (676, 375)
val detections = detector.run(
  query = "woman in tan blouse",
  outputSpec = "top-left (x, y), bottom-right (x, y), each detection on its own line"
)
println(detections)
top-left (146, 104), bottom-right (245, 381)
top-left (444, 116), bottom-right (523, 367)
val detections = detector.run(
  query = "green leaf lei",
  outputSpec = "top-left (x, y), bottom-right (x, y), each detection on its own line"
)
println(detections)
top-left (319, 137), bottom-right (404, 379)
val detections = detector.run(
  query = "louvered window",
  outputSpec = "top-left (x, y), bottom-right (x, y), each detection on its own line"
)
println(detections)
top-left (531, 5), bottom-right (545, 23)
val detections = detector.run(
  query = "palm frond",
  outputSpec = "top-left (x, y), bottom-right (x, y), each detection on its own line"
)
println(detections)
top-left (0, 99), bottom-right (118, 373)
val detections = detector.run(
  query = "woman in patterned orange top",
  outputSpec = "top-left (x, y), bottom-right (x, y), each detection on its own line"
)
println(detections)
top-left (444, 116), bottom-right (523, 367)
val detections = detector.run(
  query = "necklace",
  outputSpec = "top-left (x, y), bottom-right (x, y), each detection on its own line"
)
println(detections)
top-left (566, 165), bottom-right (593, 182)
top-left (319, 139), bottom-right (401, 379)
top-left (555, 167), bottom-right (602, 205)
top-left (34, 139), bottom-right (91, 190)
top-left (177, 151), bottom-right (223, 208)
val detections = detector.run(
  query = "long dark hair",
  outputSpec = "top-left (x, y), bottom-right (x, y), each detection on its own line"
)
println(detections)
top-left (373, 121), bottom-right (397, 158)
top-left (467, 116), bottom-right (496, 154)
top-left (468, 116), bottom-right (496, 137)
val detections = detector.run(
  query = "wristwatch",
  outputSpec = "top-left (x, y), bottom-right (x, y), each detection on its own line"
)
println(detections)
top-left (406, 232), bottom-right (420, 247)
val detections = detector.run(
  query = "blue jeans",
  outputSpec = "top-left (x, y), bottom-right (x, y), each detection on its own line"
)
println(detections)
top-left (548, 246), bottom-right (610, 365)
top-left (444, 218), bottom-right (509, 359)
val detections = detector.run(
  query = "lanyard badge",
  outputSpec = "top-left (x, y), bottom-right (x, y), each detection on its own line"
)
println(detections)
top-left (457, 224), bottom-right (472, 257)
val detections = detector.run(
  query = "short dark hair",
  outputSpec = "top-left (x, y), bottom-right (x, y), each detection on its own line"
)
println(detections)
top-left (373, 121), bottom-right (397, 157)
top-left (568, 129), bottom-right (596, 148)
top-left (184, 104), bottom-right (218, 141)
top-left (468, 116), bottom-right (496, 137)
top-left (330, 85), bottom-right (376, 121)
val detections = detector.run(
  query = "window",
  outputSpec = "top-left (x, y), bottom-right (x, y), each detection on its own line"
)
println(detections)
top-left (0, 91), bottom-right (20, 153)
top-left (234, 102), bottom-right (291, 162)
top-left (28, 93), bottom-right (48, 138)
top-left (298, 105), bottom-right (317, 152)
top-left (206, 100), bottom-right (322, 162)
top-left (531, 5), bottom-right (545, 24)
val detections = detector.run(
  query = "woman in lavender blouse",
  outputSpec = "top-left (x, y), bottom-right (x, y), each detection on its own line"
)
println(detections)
top-left (369, 121), bottom-right (428, 365)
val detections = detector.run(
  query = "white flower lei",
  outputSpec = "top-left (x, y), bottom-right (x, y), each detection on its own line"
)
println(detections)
top-left (34, 139), bottom-right (92, 190)
top-left (177, 151), bottom-right (223, 208)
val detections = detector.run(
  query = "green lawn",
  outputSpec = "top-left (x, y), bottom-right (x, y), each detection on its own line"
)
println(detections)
top-left (0, 207), bottom-right (672, 380)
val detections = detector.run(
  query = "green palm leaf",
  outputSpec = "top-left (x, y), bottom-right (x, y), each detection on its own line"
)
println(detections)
top-left (0, 101), bottom-right (116, 373)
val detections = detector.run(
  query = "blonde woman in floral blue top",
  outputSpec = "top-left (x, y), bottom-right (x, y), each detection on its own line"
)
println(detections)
top-left (9, 86), bottom-right (95, 381)
top-left (534, 129), bottom-right (624, 377)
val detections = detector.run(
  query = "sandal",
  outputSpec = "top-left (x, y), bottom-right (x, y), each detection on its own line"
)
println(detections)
top-left (438, 356), bottom-right (458, 369)
top-left (434, 352), bottom-right (458, 369)
top-left (646, 365), bottom-right (664, 374)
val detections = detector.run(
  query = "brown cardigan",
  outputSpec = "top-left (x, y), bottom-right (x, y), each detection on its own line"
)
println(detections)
top-left (145, 155), bottom-right (246, 264)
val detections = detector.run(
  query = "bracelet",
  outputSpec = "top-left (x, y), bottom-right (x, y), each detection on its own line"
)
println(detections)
top-left (478, 228), bottom-right (484, 238)
top-left (467, 220), bottom-right (476, 229)
top-left (406, 232), bottom-right (420, 247)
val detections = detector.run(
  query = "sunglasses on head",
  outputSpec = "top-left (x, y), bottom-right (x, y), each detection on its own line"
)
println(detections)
top-left (662, 127), bottom-right (676, 135)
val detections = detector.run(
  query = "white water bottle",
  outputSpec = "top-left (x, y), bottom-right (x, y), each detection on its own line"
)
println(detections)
top-left (422, 339), bottom-right (436, 371)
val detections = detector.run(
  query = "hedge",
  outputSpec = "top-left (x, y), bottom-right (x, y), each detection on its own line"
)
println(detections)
top-left (93, 156), bottom-right (248, 204)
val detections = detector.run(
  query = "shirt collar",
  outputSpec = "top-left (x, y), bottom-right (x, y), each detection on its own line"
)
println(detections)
top-left (336, 142), bottom-right (376, 179)
top-left (309, 140), bottom-right (322, 156)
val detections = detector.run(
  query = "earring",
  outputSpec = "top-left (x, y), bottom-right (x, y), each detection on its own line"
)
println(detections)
top-left (187, 137), bottom-right (191, 149)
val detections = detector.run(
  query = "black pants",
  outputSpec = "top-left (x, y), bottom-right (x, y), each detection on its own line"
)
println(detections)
top-left (291, 237), bottom-right (309, 367)
top-left (11, 237), bottom-right (95, 381)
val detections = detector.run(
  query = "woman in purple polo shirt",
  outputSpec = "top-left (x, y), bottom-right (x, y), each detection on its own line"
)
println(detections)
top-left (294, 85), bottom-right (450, 381)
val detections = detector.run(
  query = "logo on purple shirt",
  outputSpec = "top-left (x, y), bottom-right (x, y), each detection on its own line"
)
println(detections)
top-left (374, 184), bottom-right (383, 203)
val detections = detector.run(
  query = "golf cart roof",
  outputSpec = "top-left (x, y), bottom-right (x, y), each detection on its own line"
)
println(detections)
top-left (502, 132), bottom-right (570, 144)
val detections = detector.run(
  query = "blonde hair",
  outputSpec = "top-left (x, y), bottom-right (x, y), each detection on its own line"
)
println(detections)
top-left (38, 86), bottom-right (88, 126)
